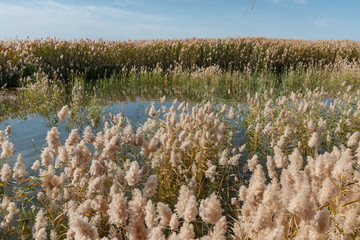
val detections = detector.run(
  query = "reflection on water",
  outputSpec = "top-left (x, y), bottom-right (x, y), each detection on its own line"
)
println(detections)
top-left (0, 99), bottom-right (168, 167)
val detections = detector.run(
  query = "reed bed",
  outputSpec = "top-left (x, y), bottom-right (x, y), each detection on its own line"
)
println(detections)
top-left (1, 37), bottom-right (360, 87)
top-left (0, 85), bottom-right (360, 239)
top-left (1, 61), bottom-right (360, 124)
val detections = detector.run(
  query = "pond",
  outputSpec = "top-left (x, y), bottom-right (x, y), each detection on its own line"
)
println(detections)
top-left (0, 76), bottom-right (347, 173)
top-left (0, 98), bottom-right (178, 168)
top-left (0, 71), bottom-right (242, 171)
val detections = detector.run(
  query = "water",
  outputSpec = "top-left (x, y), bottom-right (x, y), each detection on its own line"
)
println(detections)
top-left (0, 99), bottom-right (167, 167)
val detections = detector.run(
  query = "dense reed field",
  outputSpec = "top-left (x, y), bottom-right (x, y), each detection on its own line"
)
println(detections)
top-left (2, 37), bottom-right (360, 123)
top-left (1, 37), bottom-right (360, 87)
top-left (1, 86), bottom-right (360, 239)
top-left (2, 60), bottom-right (360, 124)
top-left (1, 37), bottom-right (360, 239)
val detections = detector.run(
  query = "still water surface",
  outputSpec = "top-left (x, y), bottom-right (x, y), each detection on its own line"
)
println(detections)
top-left (0, 99), bottom-right (168, 167)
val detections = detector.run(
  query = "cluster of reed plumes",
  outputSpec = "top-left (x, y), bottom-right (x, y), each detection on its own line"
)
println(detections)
top-left (244, 84), bottom-right (360, 156)
top-left (1, 37), bottom-right (360, 86)
top-left (1, 87), bottom-right (360, 239)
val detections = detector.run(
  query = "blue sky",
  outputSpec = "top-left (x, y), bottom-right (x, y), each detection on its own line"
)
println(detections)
top-left (0, 0), bottom-right (359, 41)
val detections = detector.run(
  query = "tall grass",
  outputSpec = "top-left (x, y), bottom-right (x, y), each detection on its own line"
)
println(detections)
top-left (0, 37), bottom-right (360, 87)
top-left (0, 86), bottom-right (360, 239)
top-left (1, 62), bottom-right (360, 124)
top-left (1, 37), bottom-right (360, 239)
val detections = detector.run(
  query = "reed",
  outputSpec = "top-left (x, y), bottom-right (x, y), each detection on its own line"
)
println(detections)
top-left (1, 37), bottom-right (360, 87)
top-left (0, 85), bottom-right (360, 239)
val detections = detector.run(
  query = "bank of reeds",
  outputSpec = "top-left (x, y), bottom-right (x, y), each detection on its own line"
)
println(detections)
top-left (1, 85), bottom-right (360, 239)
top-left (1, 61), bottom-right (360, 123)
top-left (1, 37), bottom-right (360, 87)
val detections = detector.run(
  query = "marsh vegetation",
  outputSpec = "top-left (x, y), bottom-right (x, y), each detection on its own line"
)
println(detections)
top-left (0, 37), bottom-right (360, 239)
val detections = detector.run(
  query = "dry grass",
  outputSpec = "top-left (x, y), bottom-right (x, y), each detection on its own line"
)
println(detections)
top-left (1, 37), bottom-right (360, 87)
top-left (0, 85), bottom-right (360, 239)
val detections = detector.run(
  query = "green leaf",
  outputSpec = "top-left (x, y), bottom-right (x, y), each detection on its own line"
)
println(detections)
top-left (346, 182), bottom-right (357, 186)
top-left (32, 138), bottom-right (39, 154)
top-left (342, 199), bottom-right (360, 207)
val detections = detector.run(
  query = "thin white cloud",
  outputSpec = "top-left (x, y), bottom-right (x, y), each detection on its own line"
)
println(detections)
top-left (269, 0), bottom-right (308, 4)
top-left (110, 0), bottom-right (140, 5)
top-left (313, 19), bottom-right (329, 28)
top-left (0, 0), bottom-right (173, 40)
top-left (269, 0), bottom-right (281, 3)
top-left (34, 0), bottom-right (168, 21)
top-left (293, 0), bottom-right (308, 4)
